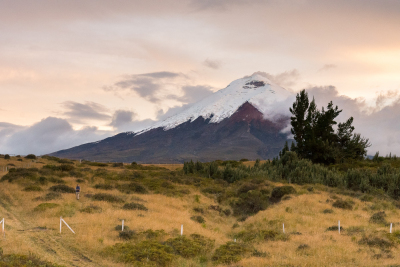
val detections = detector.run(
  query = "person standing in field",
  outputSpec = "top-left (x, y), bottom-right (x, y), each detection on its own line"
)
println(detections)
top-left (76, 184), bottom-right (80, 200)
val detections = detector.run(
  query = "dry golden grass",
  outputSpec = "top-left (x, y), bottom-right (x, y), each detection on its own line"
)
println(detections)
top-left (1, 156), bottom-right (400, 266)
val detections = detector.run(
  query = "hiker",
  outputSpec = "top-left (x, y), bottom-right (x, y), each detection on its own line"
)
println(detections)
top-left (76, 184), bottom-right (80, 200)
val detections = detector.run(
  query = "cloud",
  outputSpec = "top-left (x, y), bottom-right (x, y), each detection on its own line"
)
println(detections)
top-left (318, 64), bottom-right (337, 72)
top-left (0, 117), bottom-right (112, 155)
top-left (62, 101), bottom-right (111, 123)
top-left (248, 70), bottom-right (300, 89)
top-left (203, 59), bottom-right (221, 69)
top-left (169, 85), bottom-right (214, 104)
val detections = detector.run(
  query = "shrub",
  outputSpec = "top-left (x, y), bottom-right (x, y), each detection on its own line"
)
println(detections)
top-left (165, 235), bottom-right (214, 258)
top-left (212, 241), bottom-right (251, 264)
top-left (25, 154), bottom-right (37, 159)
top-left (38, 176), bottom-right (48, 185)
top-left (48, 177), bottom-right (66, 184)
top-left (358, 235), bottom-right (394, 249)
top-left (34, 203), bottom-right (59, 212)
top-left (323, 209), bottom-right (334, 214)
top-left (297, 244), bottom-right (310, 250)
top-left (0, 252), bottom-right (61, 266)
top-left (112, 162), bottom-right (124, 167)
top-left (231, 190), bottom-right (269, 216)
top-left (190, 216), bottom-right (205, 224)
top-left (80, 205), bottom-right (102, 214)
top-left (332, 199), bottom-right (354, 210)
top-left (369, 211), bottom-right (388, 225)
top-left (142, 229), bottom-right (167, 239)
top-left (49, 185), bottom-right (75, 193)
top-left (117, 182), bottom-right (148, 194)
top-left (122, 202), bottom-right (148, 211)
top-left (23, 185), bottom-right (43, 192)
top-left (106, 241), bottom-right (175, 266)
top-left (193, 207), bottom-right (204, 213)
top-left (17, 158), bottom-right (23, 161)
top-left (270, 186), bottom-right (296, 200)
top-left (326, 226), bottom-right (343, 231)
top-left (91, 193), bottom-right (124, 203)
top-left (119, 230), bottom-right (137, 240)
top-left (75, 178), bottom-right (85, 183)
top-left (237, 183), bottom-right (259, 194)
top-left (4, 154), bottom-right (10, 159)
top-left (94, 184), bottom-right (114, 190)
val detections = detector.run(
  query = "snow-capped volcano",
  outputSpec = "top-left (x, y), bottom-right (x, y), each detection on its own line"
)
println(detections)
top-left (141, 74), bottom-right (293, 133)
top-left (51, 73), bottom-right (294, 163)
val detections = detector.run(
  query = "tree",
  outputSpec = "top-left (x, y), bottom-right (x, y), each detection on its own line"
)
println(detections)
top-left (288, 89), bottom-right (370, 165)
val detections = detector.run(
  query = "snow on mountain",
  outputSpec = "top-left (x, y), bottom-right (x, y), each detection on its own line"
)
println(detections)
top-left (137, 73), bottom-right (294, 134)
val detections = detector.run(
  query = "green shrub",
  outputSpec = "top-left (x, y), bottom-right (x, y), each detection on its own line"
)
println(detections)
top-left (25, 154), bottom-right (37, 159)
top-left (270, 186), bottom-right (296, 200)
top-left (358, 235), bottom-right (394, 249)
top-left (0, 252), bottom-right (61, 266)
top-left (23, 185), bottom-right (43, 192)
top-left (49, 185), bottom-right (75, 193)
top-left (323, 209), bottom-right (334, 214)
top-left (112, 162), bottom-right (124, 167)
top-left (165, 235), bottom-right (214, 258)
top-left (142, 229), bottom-right (167, 239)
top-left (122, 202), bottom-right (148, 211)
top-left (190, 215), bottom-right (205, 224)
top-left (94, 183), bottom-right (114, 190)
top-left (34, 203), bottom-right (59, 212)
top-left (369, 211), bottom-right (388, 225)
top-left (326, 226), bottom-right (343, 231)
top-left (231, 190), bottom-right (269, 216)
top-left (4, 154), bottom-right (10, 160)
top-left (119, 230), bottom-right (137, 240)
top-left (237, 183), bottom-right (259, 194)
top-left (332, 199), bottom-right (354, 210)
top-left (80, 205), bottom-right (102, 214)
top-left (193, 207), bottom-right (204, 213)
top-left (117, 182), bottom-right (148, 194)
top-left (106, 241), bottom-right (175, 266)
top-left (44, 192), bottom-right (62, 201)
top-left (91, 193), bottom-right (124, 203)
top-left (38, 176), bottom-right (48, 185)
top-left (48, 177), bottom-right (66, 184)
top-left (212, 241), bottom-right (251, 264)
top-left (297, 244), bottom-right (310, 250)
top-left (17, 158), bottom-right (23, 161)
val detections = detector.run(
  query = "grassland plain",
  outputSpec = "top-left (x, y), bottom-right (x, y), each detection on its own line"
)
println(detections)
top-left (1, 156), bottom-right (400, 266)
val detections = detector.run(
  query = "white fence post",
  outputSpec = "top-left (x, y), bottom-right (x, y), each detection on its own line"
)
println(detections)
top-left (181, 224), bottom-right (183, 236)
top-left (60, 217), bottom-right (75, 234)
top-left (1, 218), bottom-right (4, 238)
top-left (390, 223), bottom-right (393, 234)
top-left (122, 220), bottom-right (124, 231)
top-left (338, 220), bottom-right (340, 234)
top-left (283, 223), bottom-right (285, 233)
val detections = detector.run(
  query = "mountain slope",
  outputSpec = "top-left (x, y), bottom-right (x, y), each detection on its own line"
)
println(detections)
top-left (50, 74), bottom-right (293, 163)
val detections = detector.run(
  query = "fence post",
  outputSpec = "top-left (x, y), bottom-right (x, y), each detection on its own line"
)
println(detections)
top-left (1, 218), bottom-right (4, 238)
top-left (283, 223), bottom-right (285, 233)
top-left (338, 220), bottom-right (340, 234)
top-left (122, 220), bottom-right (124, 231)
top-left (61, 218), bottom-right (75, 234)
top-left (390, 223), bottom-right (393, 234)
top-left (181, 224), bottom-right (183, 236)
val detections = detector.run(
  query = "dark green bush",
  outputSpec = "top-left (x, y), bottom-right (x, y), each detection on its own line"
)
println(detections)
top-left (122, 202), bottom-right (148, 211)
top-left (326, 226), bottom-right (343, 231)
top-left (190, 216), bottom-right (205, 224)
top-left (1, 168), bottom-right (38, 182)
top-left (165, 235), bottom-right (214, 258)
top-left (25, 154), bottom-right (37, 159)
top-left (119, 230), bottom-right (137, 240)
top-left (237, 183), bottom-right (259, 194)
top-left (212, 241), bottom-right (251, 264)
top-left (4, 154), bottom-right (10, 159)
top-left (358, 235), bottom-right (394, 249)
top-left (193, 207), bottom-right (204, 214)
top-left (270, 186), bottom-right (296, 200)
top-left (91, 193), bottom-right (124, 203)
top-left (142, 229), bottom-right (167, 239)
top-left (80, 205), bottom-right (102, 214)
top-left (38, 176), bottom-right (48, 185)
top-left (49, 185), bottom-right (75, 193)
top-left (0, 252), bottom-right (61, 266)
top-left (48, 177), bottom-right (66, 184)
top-left (44, 192), bottom-right (62, 201)
top-left (23, 185), bottom-right (43, 192)
top-left (332, 199), bottom-right (354, 210)
top-left (297, 244), bottom-right (310, 250)
top-left (323, 209), bottom-right (334, 214)
top-left (114, 225), bottom-right (129, 231)
top-left (231, 190), bottom-right (269, 216)
top-left (112, 162), bottom-right (124, 167)
top-left (106, 241), bottom-right (175, 266)
top-left (94, 183), bottom-right (114, 190)
top-left (370, 211), bottom-right (388, 225)
top-left (17, 158), bottom-right (23, 161)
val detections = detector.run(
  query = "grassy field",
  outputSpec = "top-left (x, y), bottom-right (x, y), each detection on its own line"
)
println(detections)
top-left (1, 156), bottom-right (400, 266)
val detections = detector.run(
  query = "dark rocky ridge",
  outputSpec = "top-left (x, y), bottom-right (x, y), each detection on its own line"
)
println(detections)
top-left (50, 102), bottom-right (291, 163)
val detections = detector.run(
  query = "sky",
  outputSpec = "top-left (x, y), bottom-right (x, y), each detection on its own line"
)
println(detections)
top-left (1, 0), bottom-right (400, 156)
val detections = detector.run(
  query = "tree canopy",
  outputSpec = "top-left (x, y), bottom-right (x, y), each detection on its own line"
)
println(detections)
top-left (288, 89), bottom-right (370, 165)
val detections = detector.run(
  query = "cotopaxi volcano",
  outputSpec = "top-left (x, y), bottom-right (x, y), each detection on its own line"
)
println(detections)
top-left (50, 74), bottom-right (294, 163)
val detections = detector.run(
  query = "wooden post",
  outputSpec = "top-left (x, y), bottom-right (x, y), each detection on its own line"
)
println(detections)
top-left (283, 223), bottom-right (285, 233)
top-left (122, 220), bottom-right (124, 231)
top-left (181, 224), bottom-right (183, 236)
top-left (390, 223), bottom-right (393, 234)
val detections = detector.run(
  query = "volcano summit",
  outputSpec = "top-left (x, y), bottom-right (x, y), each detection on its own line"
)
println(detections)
top-left (51, 74), bottom-right (294, 163)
